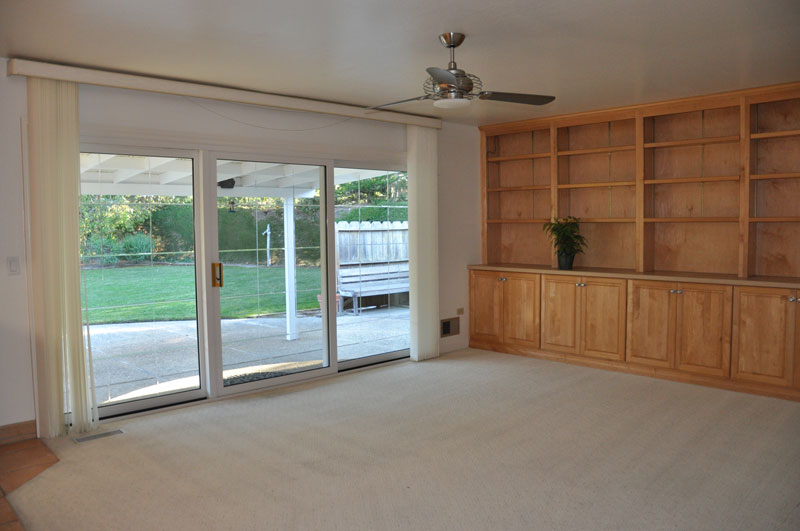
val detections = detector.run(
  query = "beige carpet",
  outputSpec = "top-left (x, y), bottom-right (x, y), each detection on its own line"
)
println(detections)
top-left (9, 349), bottom-right (800, 530)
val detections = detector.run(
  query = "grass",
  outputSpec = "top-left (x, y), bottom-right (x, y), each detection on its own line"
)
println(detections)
top-left (81, 264), bottom-right (322, 324)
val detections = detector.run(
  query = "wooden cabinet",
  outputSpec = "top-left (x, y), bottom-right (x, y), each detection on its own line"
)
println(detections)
top-left (502, 272), bottom-right (541, 348)
top-left (626, 280), bottom-right (732, 377)
top-left (541, 275), bottom-right (626, 361)
top-left (469, 270), bottom-right (540, 349)
top-left (470, 266), bottom-right (800, 401)
top-left (469, 270), bottom-right (504, 344)
top-left (674, 283), bottom-right (732, 377)
top-left (732, 287), bottom-right (798, 387)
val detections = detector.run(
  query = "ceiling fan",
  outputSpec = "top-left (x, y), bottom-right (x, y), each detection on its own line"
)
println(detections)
top-left (369, 32), bottom-right (555, 111)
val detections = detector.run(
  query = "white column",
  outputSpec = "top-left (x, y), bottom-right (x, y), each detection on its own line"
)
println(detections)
top-left (283, 197), bottom-right (298, 340)
top-left (407, 125), bottom-right (440, 361)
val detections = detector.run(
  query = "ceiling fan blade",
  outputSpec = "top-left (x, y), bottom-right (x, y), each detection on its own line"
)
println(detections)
top-left (366, 95), bottom-right (431, 111)
top-left (478, 91), bottom-right (555, 105)
top-left (426, 67), bottom-right (458, 86)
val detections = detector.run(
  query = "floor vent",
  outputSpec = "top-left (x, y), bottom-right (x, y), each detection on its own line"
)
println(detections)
top-left (74, 429), bottom-right (124, 443)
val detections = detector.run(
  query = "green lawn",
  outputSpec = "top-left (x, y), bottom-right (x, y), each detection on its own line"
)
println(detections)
top-left (81, 264), bottom-right (322, 324)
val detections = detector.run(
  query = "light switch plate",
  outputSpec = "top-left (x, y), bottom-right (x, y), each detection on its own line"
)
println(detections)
top-left (7, 256), bottom-right (20, 275)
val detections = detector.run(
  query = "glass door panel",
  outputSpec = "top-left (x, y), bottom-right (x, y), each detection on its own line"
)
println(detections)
top-left (333, 168), bottom-right (410, 363)
top-left (79, 153), bottom-right (203, 414)
top-left (216, 159), bottom-right (328, 386)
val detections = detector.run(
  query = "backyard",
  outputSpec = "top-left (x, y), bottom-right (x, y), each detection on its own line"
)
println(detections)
top-left (81, 264), bottom-right (322, 324)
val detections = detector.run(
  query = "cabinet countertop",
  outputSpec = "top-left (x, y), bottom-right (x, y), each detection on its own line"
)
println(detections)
top-left (468, 264), bottom-right (800, 289)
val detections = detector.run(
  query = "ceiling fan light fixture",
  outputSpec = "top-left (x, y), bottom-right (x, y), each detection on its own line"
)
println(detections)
top-left (433, 97), bottom-right (471, 109)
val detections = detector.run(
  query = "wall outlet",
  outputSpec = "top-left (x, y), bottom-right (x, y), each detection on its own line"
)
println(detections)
top-left (441, 317), bottom-right (460, 338)
top-left (456, 307), bottom-right (464, 316)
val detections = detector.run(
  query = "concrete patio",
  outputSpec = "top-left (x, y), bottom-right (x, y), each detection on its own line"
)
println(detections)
top-left (87, 306), bottom-right (409, 404)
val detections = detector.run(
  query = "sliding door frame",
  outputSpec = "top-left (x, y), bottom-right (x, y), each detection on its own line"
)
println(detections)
top-left (205, 151), bottom-right (339, 398)
top-left (80, 143), bottom-right (208, 419)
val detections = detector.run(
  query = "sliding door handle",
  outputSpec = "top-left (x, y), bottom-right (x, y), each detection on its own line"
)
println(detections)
top-left (211, 262), bottom-right (223, 287)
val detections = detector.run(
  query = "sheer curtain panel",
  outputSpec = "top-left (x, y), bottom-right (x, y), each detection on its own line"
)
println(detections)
top-left (407, 125), bottom-right (440, 361)
top-left (27, 78), bottom-right (95, 437)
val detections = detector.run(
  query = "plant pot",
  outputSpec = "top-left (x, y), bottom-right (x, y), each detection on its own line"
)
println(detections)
top-left (557, 251), bottom-right (576, 270)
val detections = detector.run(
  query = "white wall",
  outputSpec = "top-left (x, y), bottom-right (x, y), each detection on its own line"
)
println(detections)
top-left (438, 122), bottom-right (481, 353)
top-left (0, 59), bottom-right (36, 426)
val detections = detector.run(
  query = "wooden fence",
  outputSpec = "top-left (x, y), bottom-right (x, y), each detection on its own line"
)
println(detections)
top-left (335, 221), bottom-right (408, 265)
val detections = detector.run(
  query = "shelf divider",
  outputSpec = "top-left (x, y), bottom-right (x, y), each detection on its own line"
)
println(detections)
top-left (644, 135), bottom-right (739, 149)
top-left (487, 185), bottom-right (550, 192)
top-left (557, 180), bottom-right (635, 189)
top-left (487, 152), bottom-right (551, 162)
top-left (750, 129), bottom-right (800, 140)
top-left (644, 175), bottom-right (739, 185)
top-left (644, 217), bottom-right (739, 223)
top-left (557, 145), bottom-right (635, 157)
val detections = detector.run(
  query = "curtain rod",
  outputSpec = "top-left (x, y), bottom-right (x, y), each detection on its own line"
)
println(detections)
top-left (7, 58), bottom-right (442, 130)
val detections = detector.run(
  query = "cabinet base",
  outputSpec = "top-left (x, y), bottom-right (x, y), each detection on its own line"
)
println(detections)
top-left (469, 340), bottom-right (800, 403)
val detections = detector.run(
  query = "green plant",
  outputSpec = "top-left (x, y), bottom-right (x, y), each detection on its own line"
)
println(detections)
top-left (120, 233), bottom-right (153, 262)
top-left (542, 216), bottom-right (587, 256)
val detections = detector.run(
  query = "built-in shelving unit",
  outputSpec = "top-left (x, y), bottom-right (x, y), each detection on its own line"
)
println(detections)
top-left (480, 82), bottom-right (800, 282)
top-left (748, 95), bottom-right (800, 279)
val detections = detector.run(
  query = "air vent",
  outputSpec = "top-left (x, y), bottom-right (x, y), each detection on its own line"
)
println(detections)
top-left (74, 429), bottom-right (124, 443)
top-left (441, 317), bottom-right (460, 338)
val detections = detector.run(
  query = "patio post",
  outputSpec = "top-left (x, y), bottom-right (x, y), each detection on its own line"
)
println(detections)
top-left (283, 196), bottom-right (298, 340)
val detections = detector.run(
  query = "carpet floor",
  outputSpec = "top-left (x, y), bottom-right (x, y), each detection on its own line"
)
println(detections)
top-left (9, 348), bottom-right (800, 530)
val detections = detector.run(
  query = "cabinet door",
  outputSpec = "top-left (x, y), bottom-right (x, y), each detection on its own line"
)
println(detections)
top-left (502, 272), bottom-right (540, 349)
top-left (732, 287), bottom-right (796, 387)
top-left (541, 275), bottom-right (580, 354)
top-left (469, 271), bottom-right (504, 345)
top-left (626, 280), bottom-right (675, 368)
top-left (580, 277), bottom-right (627, 361)
top-left (674, 283), bottom-right (732, 378)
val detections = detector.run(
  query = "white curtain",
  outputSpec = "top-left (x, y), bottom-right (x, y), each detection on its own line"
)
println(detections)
top-left (407, 125), bottom-right (440, 361)
top-left (27, 78), bottom-right (95, 437)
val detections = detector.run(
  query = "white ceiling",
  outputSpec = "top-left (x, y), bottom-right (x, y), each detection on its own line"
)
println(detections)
top-left (2, 0), bottom-right (800, 126)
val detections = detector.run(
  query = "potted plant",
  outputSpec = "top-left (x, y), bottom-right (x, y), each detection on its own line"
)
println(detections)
top-left (542, 216), bottom-right (587, 270)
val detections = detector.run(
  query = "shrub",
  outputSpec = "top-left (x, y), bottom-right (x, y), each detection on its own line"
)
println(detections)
top-left (82, 236), bottom-right (123, 266)
top-left (120, 233), bottom-right (153, 262)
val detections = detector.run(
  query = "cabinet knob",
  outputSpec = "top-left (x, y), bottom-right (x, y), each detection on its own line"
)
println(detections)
top-left (498, 277), bottom-right (503, 282)
top-left (790, 297), bottom-right (797, 302)
top-left (669, 289), bottom-right (676, 294)
top-left (676, 289), bottom-right (683, 294)
top-left (576, 282), bottom-right (581, 287)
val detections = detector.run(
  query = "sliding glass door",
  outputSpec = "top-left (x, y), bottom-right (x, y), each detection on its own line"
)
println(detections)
top-left (79, 150), bottom-right (407, 416)
top-left (79, 151), bottom-right (206, 417)
top-left (213, 158), bottom-right (332, 392)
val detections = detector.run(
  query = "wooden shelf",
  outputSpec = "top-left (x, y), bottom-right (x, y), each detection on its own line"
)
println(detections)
top-left (573, 218), bottom-right (635, 223)
top-left (486, 153), bottom-right (551, 162)
top-left (750, 129), bottom-right (800, 140)
top-left (749, 217), bottom-right (800, 223)
top-left (486, 219), bottom-right (550, 224)
top-left (644, 217), bottom-right (739, 223)
top-left (750, 172), bottom-right (800, 181)
top-left (557, 181), bottom-right (635, 189)
top-left (487, 185), bottom-right (550, 192)
top-left (644, 175), bottom-right (739, 185)
top-left (644, 135), bottom-right (739, 149)
top-left (557, 145), bottom-right (635, 157)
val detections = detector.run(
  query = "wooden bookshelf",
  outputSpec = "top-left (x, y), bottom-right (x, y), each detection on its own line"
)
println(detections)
top-left (480, 82), bottom-right (800, 282)
top-left (748, 94), bottom-right (800, 278)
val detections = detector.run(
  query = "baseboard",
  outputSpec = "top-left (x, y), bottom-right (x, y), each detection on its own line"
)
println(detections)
top-left (0, 420), bottom-right (36, 445)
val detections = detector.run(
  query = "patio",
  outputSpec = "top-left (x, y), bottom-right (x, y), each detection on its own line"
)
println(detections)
top-left (89, 306), bottom-right (410, 404)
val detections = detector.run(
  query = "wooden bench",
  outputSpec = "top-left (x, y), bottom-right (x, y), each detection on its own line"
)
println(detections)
top-left (337, 262), bottom-right (409, 314)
